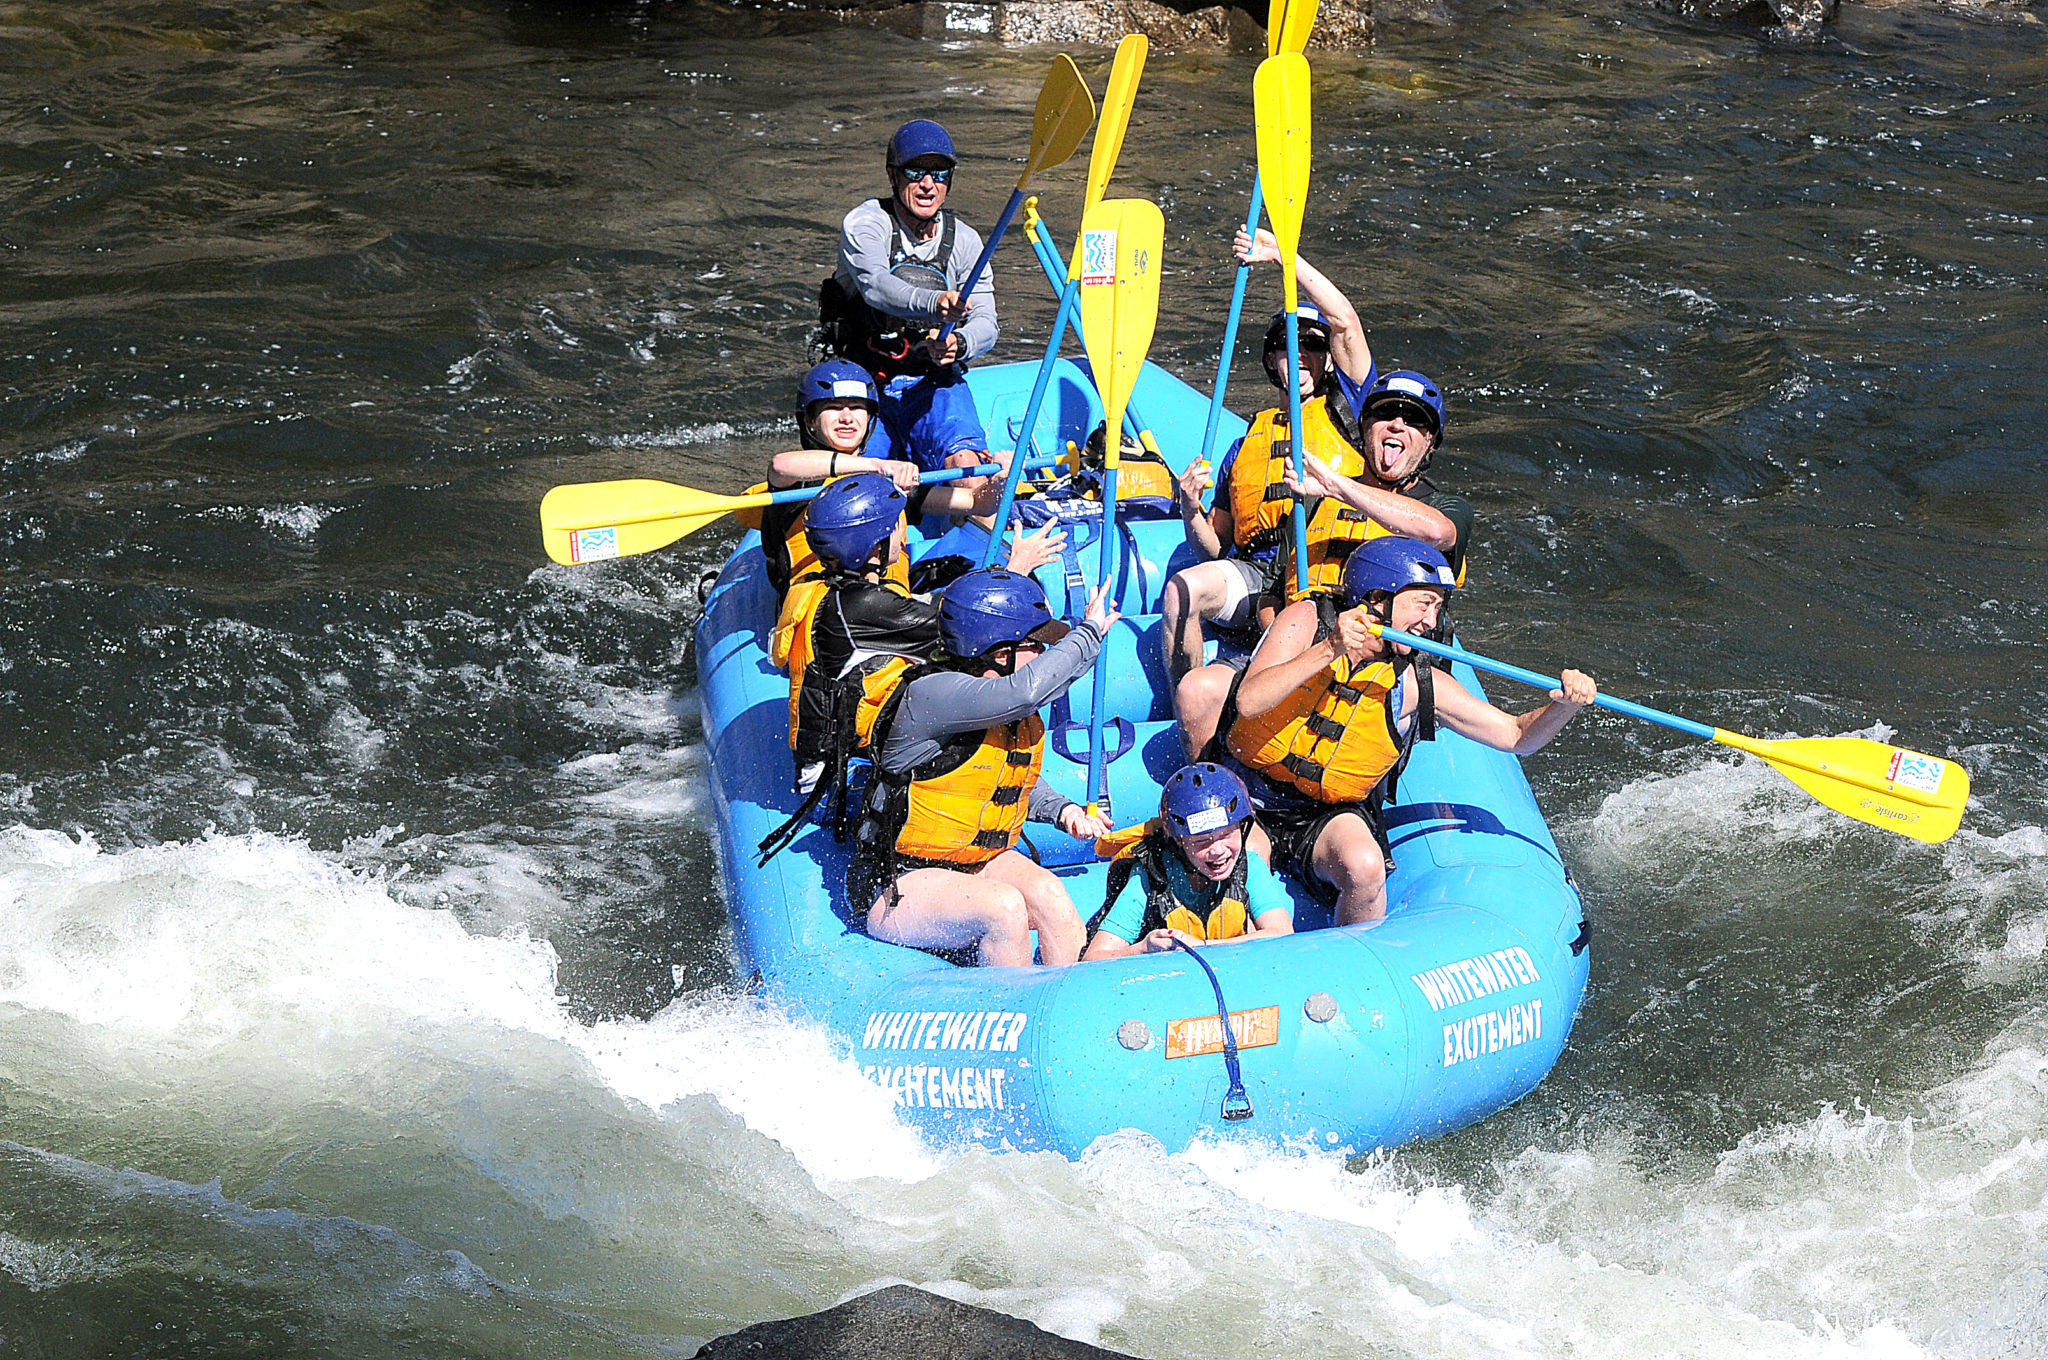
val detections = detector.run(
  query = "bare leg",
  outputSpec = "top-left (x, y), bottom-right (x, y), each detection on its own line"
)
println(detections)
top-left (979, 849), bottom-right (1085, 965)
top-left (866, 864), bottom-right (1035, 967)
top-left (1159, 561), bottom-right (1240, 686)
top-left (1308, 814), bottom-right (1390, 926)
top-left (1175, 663), bottom-right (1236, 763)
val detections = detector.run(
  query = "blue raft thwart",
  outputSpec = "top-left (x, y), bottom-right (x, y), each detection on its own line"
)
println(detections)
top-left (695, 358), bottom-right (1590, 1158)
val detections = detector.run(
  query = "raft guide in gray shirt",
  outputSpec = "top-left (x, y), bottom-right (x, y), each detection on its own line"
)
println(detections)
top-left (835, 198), bottom-right (999, 363)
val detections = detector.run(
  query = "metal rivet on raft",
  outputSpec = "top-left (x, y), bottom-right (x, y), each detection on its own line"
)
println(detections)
top-left (1117, 1019), bottom-right (1152, 1051)
top-left (1304, 992), bottom-right (1339, 1023)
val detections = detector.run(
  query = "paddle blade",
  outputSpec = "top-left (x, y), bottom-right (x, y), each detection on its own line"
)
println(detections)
top-left (1254, 53), bottom-right (1312, 308)
top-left (1270, 0), bottom-right (1320, 54)
top-left (1024, 54), bottom-right (1095, 181)
top-left (540, 479), bottom-right (731, 565)
top-left (1085, 35), bottom-right (1148, 210)
top-left (1715, 731), bottom-right (1970, 845)
top-left (1076, 198), bottom-right (1166, 445)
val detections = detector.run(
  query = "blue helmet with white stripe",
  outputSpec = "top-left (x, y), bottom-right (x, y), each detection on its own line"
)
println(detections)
top-left (798, 359), bottom-right (879, 414)
top-left (1342, 536), bottom-right (1457, 609)
top-left (1361, 369), bottom-right (1446, 443)
top-left (1160, 763), bottom-right (1253, 839)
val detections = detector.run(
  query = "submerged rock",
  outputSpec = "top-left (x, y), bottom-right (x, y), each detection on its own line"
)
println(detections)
top-left (694, 1285), bottom-right (1135, 1359)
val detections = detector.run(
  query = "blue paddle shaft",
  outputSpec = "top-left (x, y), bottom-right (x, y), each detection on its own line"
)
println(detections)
top-left (765, 455), bottom-right (1052, 510)
top-left (980, 279), bottom-right (1080, 568)
top-left (935, 187), bottom-right (1023, 346)
top-left (1196, 174), bottom-right (1265, 507)
top-left (1285, 310), bottom-right (1308, 594)
top-left (1086, 461), bottom-right (1120, 809)
top-left (1375, 624), bottom-right (1716, 741)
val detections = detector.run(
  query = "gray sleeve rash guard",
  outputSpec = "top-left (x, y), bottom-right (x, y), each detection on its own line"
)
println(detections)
top-left (835, 199), bottom-right (999, 362)
top-left (875, 621), bottom-right (1104, 824)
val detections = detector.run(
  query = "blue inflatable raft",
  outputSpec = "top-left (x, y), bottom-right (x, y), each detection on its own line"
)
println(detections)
top-left (695, 358), bottom-right (1590, 1157)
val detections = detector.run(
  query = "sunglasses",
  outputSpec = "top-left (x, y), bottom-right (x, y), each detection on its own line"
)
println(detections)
top-left (896, 165), bottom-right (953, 186)
top-left (1369, 399), bottom-right (1436, 430)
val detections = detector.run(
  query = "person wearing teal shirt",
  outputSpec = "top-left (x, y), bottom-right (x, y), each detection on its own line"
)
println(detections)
top-left (1083, 764), bottom-right (1294, 961)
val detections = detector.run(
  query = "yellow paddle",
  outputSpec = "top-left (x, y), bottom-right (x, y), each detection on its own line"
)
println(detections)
top-left (1196, 0), bottom-right (1322, 479)
top-left (1369, 621), bottom-right (1970, 844)
top-left (984, 34), bottom-right (1150, 566)
top-left (1074, 196), bottom-right (1166, 818)
top-left (538, 456), bottom-right (1051, 566)
top-left (1270, 0), bottom-right (1321, 55)
top-left (934, 54), bottom-right (1095, 346)
top-left (1254, 51), bottom-right (1312, 597)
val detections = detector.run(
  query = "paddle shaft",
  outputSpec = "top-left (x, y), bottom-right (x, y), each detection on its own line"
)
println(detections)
top-left (1086, 453), bottom-right (1119, 813)
top-left (933, 187), bottom-right (1022, 347)
top-left (980, 280), bottom-right (1080, 569)
top-left (1196, 175), bottom-right (1265, 508)
top-left (1284, 311), bottom-right (1308, 595)
top-left (1372, 623), bottom-right (1953, 808)
top-left (1373, 622), bottom-right (1712, 738)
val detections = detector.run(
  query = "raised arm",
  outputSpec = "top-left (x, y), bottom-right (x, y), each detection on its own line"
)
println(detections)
top-left (1234, 227), bottom-right (1374, 387)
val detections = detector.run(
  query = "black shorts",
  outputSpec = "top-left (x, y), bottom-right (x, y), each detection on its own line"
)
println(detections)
top-left (845, 851), bottom-right (983, 967)
top-left (1255, 800), bottom-right (1390, 905)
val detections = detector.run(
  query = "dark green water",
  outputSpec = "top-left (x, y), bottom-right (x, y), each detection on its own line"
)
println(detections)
top-left (0, 1), bottom-right (2043, 1355)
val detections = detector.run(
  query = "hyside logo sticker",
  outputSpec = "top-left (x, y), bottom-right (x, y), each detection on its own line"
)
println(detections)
top-left (1887, 748), bottom-right (1946, 795)
top-left (1080, 228), bottom-right (1117, 286)
top-left (572, 527), bottom-right (620, 563)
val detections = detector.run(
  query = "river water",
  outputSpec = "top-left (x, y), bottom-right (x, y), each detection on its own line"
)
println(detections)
top-left (1, 0), bottom-right (2043, 1354)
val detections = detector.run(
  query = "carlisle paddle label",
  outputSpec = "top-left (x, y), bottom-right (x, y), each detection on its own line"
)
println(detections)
top-left (570, 526), bottom-right (620, 563)
top-left (1166, 1004), bottom-right (1279, 1060)
top-left (1080, 228), bottom-right (1117, 286)
top-left (1887, 748), bottom-right (1946, 795)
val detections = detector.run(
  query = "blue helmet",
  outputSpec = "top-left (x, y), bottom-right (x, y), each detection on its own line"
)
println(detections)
top-left (1342, 537), bottom-right (1457, 608)
top-left (1160, 763), bottom-right (1254, 839)
top-left (798, 359), bottom-right (879, 414)
top-left (887, 119), bottom-right (956, 169)
top-left (1263, 305), bottom-right (1334, 391)
top-left (805, 473), bottom-right (904, 572)
top-left (938, 569), bottom-right (1066, 659)
top-left (1360, 370), bottom-right (1446, 443)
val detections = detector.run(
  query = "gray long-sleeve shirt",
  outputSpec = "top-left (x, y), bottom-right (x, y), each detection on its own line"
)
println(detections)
top-left (836, 197), bottom-right (998, 362)
top-left (875, 620), bottom-right (1104, 823)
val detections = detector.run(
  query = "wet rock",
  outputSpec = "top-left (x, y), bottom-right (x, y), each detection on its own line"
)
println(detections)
top-left (694, 1285), bottom-right (1135, 1359)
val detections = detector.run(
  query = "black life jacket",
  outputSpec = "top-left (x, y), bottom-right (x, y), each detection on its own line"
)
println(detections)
top-left (817, 201), bottom-right (957, 380)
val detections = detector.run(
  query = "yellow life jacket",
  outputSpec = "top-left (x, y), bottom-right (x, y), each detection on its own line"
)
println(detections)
top-left (769, 540), bottom-right (910, 672)
top-left (1290, 492), bottom-right (1392, 602)
top-left (1064, 440), bottom-right (1176, 502)
top-left (857, 684), bottom-right (1047, 867)
top-left (1223, 597), bottom-right (1433, 805)
top-left (1225, 396), bottom-right (1378, 598)
top-left (1088, 820), bottom-right (1251, 942)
